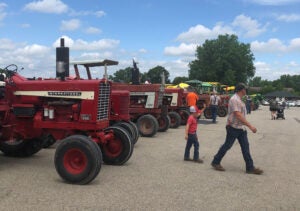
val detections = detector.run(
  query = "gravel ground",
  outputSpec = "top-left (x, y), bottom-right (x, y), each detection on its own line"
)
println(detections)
top-left (0, 106), bottom-right (299, 210)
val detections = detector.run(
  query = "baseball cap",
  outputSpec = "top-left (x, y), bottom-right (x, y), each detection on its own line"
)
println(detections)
top-left (235, 83), bottom-right (247, 92)
top-left (189, 106), bottom-right (197, 113)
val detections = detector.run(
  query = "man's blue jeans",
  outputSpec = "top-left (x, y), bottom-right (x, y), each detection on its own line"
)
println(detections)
top-left (211, 105), bottom-right (218, 122)
top-left (212, 126), bottom-right (254, 171)
top-left (184, 134), bottom-right (199, 160)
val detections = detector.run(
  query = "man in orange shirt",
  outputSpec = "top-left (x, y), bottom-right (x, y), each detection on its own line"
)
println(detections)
top-left (186, 90), bottom-right (199, 107)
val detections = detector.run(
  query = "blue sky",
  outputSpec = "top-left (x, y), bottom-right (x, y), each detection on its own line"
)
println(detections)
top-left (0, 0), bottom-right (300, 81)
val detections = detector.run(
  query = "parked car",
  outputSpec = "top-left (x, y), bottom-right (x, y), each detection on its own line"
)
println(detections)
top-left (295, 100), bottom-right (300, 107)
top-left (286, 101), bottom-right (296, 107)
top-left (261, 100), bottom-right (269, 106)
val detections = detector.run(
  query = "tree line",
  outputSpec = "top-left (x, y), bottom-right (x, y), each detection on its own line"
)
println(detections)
top-left (109, 34), bottom-right (300, 96)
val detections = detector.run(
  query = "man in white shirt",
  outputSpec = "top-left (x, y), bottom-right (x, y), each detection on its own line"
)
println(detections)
top-left (211, 83), bottom-right (263, 175)
top-left (209, 91), bottom-right (221, 123)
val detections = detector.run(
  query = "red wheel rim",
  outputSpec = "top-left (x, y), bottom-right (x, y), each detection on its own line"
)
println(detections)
top-left (103, 138), bottom-right (123, 158)
top-left (63, 149), bottom-right (87, 174)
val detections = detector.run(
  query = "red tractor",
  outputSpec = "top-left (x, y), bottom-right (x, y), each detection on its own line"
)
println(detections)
top-left (69, 59), bottom-right (170, 138)
top-left (112, 83), bottom-right (170, 137)
top-left (0, 40), bottom-right (134, 185)
top-left (198, 94), bottom-right (228, 119)
top-left (164, 88), bottom-right (189, 126)
top-left (69, 60), bottom-right (139, 145)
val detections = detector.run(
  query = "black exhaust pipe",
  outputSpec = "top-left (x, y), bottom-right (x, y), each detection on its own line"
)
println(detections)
top-left (56, 38), bottom-right (69, 80)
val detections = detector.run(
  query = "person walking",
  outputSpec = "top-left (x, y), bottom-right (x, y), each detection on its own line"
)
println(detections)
top-left (211, 83), bottom-right (263, 175)
top-left (184, 105), bottom-right (206, 163)
top-left (209, 91), bottom-right (221, 123)
top-left (269, 99), bottom-right (277, 120)
top-left (246, 95), bottom-right (252, 114)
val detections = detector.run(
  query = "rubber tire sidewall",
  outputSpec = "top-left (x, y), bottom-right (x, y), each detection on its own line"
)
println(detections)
top-left (137, 114), bottom-right (158, 137)
top-left (54, 135), bottom-right (102, 185)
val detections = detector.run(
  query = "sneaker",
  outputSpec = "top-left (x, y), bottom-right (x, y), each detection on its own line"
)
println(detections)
top-left (211, 163), bottom-right (225, 171)
top-left (246, 167), bottom-right (263, 175)
top-left (184, 158), bottom-right (193, 161)
top-left (193, 158), bottom-right (203, 163)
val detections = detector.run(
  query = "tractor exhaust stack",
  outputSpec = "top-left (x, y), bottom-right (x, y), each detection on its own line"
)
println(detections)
top-left (56, 38), bottom-right (69, 80)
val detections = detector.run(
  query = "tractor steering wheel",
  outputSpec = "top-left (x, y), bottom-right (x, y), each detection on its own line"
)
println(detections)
top-left (4, 64), bottom-right (18, 72)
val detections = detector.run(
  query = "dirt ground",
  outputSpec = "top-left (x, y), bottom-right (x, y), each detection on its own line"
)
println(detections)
top-left (0, 106), bottom-right (299, 210)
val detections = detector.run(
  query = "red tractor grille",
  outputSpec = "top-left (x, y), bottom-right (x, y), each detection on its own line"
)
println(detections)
top-left (97, 82), bottom-right (110, 120)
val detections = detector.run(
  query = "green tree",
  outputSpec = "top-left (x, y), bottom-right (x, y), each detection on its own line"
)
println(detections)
top-left (146, 66), bottom-right (171, 84)
top-left (188, 34), bottom-right (255, 85)
top-left (249, 76), bottom-right (263, 87)
top-left (172, 76), bottom-right (189, 85)
top-left (109, 67), bottom-right (132, 83)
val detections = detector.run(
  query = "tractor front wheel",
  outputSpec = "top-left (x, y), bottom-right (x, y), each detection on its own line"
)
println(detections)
top-left (102, 126), bottom-right (133, 165)
top-left (137, 114), bottom-right (158, 137)
top-left (54, 135), bottom-right (102, 185)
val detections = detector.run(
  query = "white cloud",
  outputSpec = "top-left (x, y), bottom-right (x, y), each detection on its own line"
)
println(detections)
top-left (60, 19), bottom-right (81, 31)
top-left (164, 43), bottom-right (197, 56)
top-left (175, 14), bottom-right (266, 48)
top-left (0, 3), bottom-right (7, 22)
top-left (176, 23), bottom-right (234, 44)
top-left (85, 27), bottom-right (101, 34)
top-left (138, 48), bottom-right (147, 53)
top-left (0, 41), bottom-right (53, 78)
top-left (53, 36), bottom-right (120, 51)
top-left (288, 61), bottom-right (298, 67)
top-left (0, 38), bottom-right (18, 50)
top-left (72, 39), bottom-right (120, 51)
top-left (251, 38), bottom-right (300, 53)
top-left (14, 44), bottom-right (50, 57)
top-left (277, 14), bottom-right (300, 22)
top-left (24, 0), bottom-right (68, 14)
top-left (21, 23), bottom-right (31, 28)
top-left (248, 0), bottom-right (300, 5)
top-left (79, 52), bottom-right (113, 59)
top-left (69, 10), bottom-right (106, 17)
top-left (251, 39), bottom-right (287, 53)
top-left (95, 10), bottom-right (106, 17)
top-left (254, 61), bottom-right (299, 80)
top-left (232, 14), bottom-right (267, 37)
top-left (289, 38), bottom-right (300, 51)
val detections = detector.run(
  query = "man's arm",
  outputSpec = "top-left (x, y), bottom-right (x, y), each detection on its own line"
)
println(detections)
top-left (234, 111), bottom-right (257, 133)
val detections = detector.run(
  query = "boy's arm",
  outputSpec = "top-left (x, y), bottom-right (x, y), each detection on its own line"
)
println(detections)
top-left (185, 123), bottom-right (190, 140)
top-left (198, 103), bottom-right (206, 115)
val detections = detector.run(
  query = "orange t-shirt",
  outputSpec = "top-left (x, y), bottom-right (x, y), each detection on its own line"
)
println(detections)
top-left (186, 92), bottom-right (199, 106)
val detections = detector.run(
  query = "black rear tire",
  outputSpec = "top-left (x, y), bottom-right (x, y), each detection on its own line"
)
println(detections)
top-left (217, 106), bottom-right (227, 117)
top-left (42, 134), bottom-right (56, 148)
top-left (129, 121), bottom-right (139, 144)
top-left (157, 115), bottom-right (170, 132)
top-left (114, 121), bottom-right (136, 144)
top-left (204, 107), bottom-right (212, 119)
top-left (102, 126), bottom-right (133, 165)
top-left (54, 135), bottom-right (102, 185)
top-left (137, 114), bottom-right (158, 137)
top-left (168, 111), bottom-right (181, 128)
top-left (0, 137), bottom-right (43, 157)
top-left (179, 110), bottom-right (190, 125)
